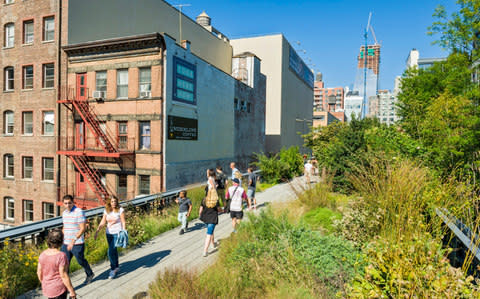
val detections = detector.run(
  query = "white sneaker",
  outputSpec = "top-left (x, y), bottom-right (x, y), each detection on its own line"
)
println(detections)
top-left (108, 268), bottom-right (119, 279)
top-left (203, 251), bottom-right (208, 257)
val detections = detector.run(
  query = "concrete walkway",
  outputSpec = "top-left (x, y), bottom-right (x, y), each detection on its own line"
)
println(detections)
top-left (20, 177), bottom-right (308, 299)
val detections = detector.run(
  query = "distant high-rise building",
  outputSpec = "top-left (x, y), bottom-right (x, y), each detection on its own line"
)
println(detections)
top-left (313, 73), bottom-right (345, 126)
top-left (368, 90), bottom-right (400, 125)
top-left (353, 44), bottom-right (380, 118)
top-left (406, 49), bottom-right (446, 70)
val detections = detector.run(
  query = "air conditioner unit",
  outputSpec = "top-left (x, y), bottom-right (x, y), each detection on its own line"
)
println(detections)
top-left (139, 91), bottom-right (151, 98)
top-left (93, 90), bottom-right (105, 99)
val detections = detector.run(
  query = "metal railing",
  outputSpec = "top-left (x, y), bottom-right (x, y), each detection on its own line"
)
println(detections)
top-left (0, 171), bottom-right (259, 244)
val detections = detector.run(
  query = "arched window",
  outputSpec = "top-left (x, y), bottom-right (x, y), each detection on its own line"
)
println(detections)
top-left (4, 66), bottom-right (14, 91)
top-left (4, 154), bottom-right (14, 178)
top-left (4, 110), bottom-right (13, 135)
top-left (4, 23), bottom-right (14, 48)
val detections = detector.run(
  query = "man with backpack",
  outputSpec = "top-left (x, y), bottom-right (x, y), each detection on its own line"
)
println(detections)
top-left (247, 167), bottom-right (257, 210)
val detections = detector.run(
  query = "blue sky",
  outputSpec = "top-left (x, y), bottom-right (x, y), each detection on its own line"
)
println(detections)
top-left (173, 0), bottom-right (458, 91)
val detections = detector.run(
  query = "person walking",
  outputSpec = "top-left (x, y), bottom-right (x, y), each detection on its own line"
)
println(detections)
top-left (175, 190), bottom-right (192, 235)
top-left (226, 178), bottom-right (248, 233)
top-left (199, 170), bottom-right (222, 257)
top-left (94, 196), bottom-right (126, 279)
top-left (304, 160), bottom-right (313, 185)
top-left (61, 195), bottom-right (95, 284)
top-left (37, 229), bottom-right (76, 299)
top-left (215, 166), bottom-right (228, 211)
top-left (247, 167), bottom-right (257, 210)
top-left (230, 162), bottom-right (242, 185)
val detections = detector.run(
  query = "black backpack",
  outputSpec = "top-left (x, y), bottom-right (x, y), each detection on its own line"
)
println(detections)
top-left (216, 173), bottom-right (226, 189)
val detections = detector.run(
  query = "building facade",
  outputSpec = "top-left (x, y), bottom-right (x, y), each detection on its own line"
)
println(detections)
top-left (230, 34), bottom-right (313, 153)
top-left (313, 73), bottom-right (345, 126)
top-left (353, 44), bottom-right (380, 118)
top-left (0, 0), bottom-right (68, 227)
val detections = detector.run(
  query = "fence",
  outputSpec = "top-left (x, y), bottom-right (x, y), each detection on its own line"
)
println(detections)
top-left (0, 171), bottom-right (259, 245)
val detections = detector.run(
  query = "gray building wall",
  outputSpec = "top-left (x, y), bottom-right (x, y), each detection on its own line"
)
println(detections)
top-left (68, 0), bottom-right (232, 74)
top-left (233, 55), bottom-right (266, 170)
top-left (163, 36), bottom-right (235, 189)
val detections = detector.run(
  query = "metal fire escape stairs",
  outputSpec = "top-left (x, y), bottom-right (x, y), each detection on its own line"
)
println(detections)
top-left (58, 91), bottom-right (123, 205)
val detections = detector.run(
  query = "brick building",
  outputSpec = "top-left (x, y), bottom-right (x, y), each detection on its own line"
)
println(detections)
top-left (313, 74), bottom-right (344, 126)
top-left (0, 0), bottom-right (67, 227)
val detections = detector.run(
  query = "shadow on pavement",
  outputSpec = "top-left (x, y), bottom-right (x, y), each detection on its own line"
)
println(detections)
top-left (82, 249), bottom-right (172, 285)
top-left (186, 222), bottom-right (205, 233)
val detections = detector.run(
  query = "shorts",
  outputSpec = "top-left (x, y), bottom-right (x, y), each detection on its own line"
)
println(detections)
top-left (230, 210), bottom-right (243, 220)
top-left (206, 223), bottom-right (216, 235)
top-left (247, 189), bottom-right (255, 199)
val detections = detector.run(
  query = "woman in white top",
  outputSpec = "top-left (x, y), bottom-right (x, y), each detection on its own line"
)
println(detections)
top-left (95, 196), bottom-right (126, 279)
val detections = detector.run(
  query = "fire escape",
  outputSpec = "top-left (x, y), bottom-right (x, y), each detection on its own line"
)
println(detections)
top-left (57, 87), bottom-right (134, 208)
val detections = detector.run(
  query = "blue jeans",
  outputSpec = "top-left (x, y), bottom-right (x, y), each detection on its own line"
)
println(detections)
top-left (106, 233), bottom-right (119, 270)
top-left (206, 223), bottom-right (216, 235)
top-left (61, 243), bottom-right (93, 277)
top-left (178, 212), bottom-right (188, 229)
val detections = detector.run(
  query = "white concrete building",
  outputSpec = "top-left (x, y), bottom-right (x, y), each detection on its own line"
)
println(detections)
top-left (344, 90), bottom-right (363, 121)
top-left (230, 34), bottom-right (314, 153)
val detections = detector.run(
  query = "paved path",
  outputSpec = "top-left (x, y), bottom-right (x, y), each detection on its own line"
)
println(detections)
top-left (20, 178), bottom-right (308, 299)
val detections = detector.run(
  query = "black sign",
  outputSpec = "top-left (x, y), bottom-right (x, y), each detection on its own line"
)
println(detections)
top-left (167, 115), bottom-right (198, 140)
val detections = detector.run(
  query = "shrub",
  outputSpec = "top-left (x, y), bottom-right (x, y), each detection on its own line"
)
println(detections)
top-left (347, 233), bottom-right (480, 298)
top-left (303, 207), bottom-right (342, 234)
top-left (254, 146), bottom-right (304, 184)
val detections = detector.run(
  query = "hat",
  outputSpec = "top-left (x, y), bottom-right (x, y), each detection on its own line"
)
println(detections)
top-left (232, 178), bottom-right (240, 184)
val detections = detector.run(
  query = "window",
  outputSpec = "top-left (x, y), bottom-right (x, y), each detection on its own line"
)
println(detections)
top-left (22, 156), bottom-right (32, 179)
top-left (116, 69), bottom-right (128, 98)
top-left (42, 157), bottom-right (54, 181)
top-left (117, 121), bottom-right (127, 149)
top-left (139, 175), bottom-right (150, 195)
top-left (42, 63), bottom-right (54, 88)
top-left (4, 154), bottom-right (13, 178)
top-left (42, 202), bottom-right (55, 219)
top-left (95, 71), bottom-right (107, 92)
top-left (42, 111), bottom-right (54, 135)
top-left (4, 197), bottom-right (14, 221)
top-left (23, 65), bottom-right (33, 89)
top-left (241, 100), bottom-right (246, 111)
top-left (23, 20), bottom-right (33, 44)
top-left (117, 174), bottom-right (127, 200)
top-left (139, 121), bottom-right (150, 150)
top-left (23, 200), bottom-right (33, 222)
top-left (22, 111), bottom-right (33, 135)
top-left (139, 67), bottom-right (151, 95)
top-left (4, 66), bottom-right (13, 91)
top-left (234, 98), bottom-right (239, 110)
top-left (4, 23), bottom-right (14, 47)
top-left (4, 110), bottom-right (13, 135)
top-left (247, 102), bottom-right (251, 113)
top-left (43, 16), bottom-right (54, 41)
top-left (173, 57), bottom-right (196, 104)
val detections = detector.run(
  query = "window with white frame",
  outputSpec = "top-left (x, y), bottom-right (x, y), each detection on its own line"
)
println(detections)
top-left (139, 175), bottom-right (150, 195)
top-left (43, 16), bottom-right (54, 41)
top-left (23, 20), bottom-right (33, 44)
top-left (139, 121), bottom-right (150, 150)
top-left (42, 157), bottom-right (54, 181)
top-left (22, 156), bottom-right (32, 179)
top-left (95, 71), bottom-right (107, 93)
top-left (116, 69), bottom-right (128, 98)
top-left (42, 202), bottom-right (55, 219)
top-left (23, 65), bottom-right (33, 89)
top-left (4, 23), bottom-right (14, 47)
top-left (4, 197), bottom-right (14, 221)
top-left (173, 57), bottom-right (196, 104)
top-left (4, 110), bottom-right (13, 135)
top-left (139, 67), bottom-right (151, 95)
top-left (4, 154), bottom-right (14, 178)
top-left (23, 200), bottom-right (33, 222)
top-left (22, 111), bottom-right (33, 135)
top-left (43, 63), bottom-right (54, 88)
top-left (42, 111), bottom-right (54, 135)
top-left (4, 66), bottom-right (13, 91)
top-left (117, 121), bottom-right (127, 149)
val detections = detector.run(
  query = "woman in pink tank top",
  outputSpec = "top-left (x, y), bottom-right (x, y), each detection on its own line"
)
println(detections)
top-left (37, 229), bottom-right (76, 299)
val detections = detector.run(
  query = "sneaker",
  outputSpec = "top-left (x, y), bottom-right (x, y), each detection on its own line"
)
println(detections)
top-left (186, 222), bottom-right (189, 230)
top-left (233, 229), bottom-right (237, 233)
top-left (213, 241), bottom-right (219, 249)
top-left (179, 229), bottom-right (184, 235)
top-left (84, 273), bottom-right (95, 284)
top-left (108, 270), bottom-right (116, 279)
top-left (203, 251), bottom-right (208, 257)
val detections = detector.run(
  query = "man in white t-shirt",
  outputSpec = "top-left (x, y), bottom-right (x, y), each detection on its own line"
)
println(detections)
top-left (304, 160), bottom-right (313, 184)
top-left (225, 178), bottom-right (247, 233)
